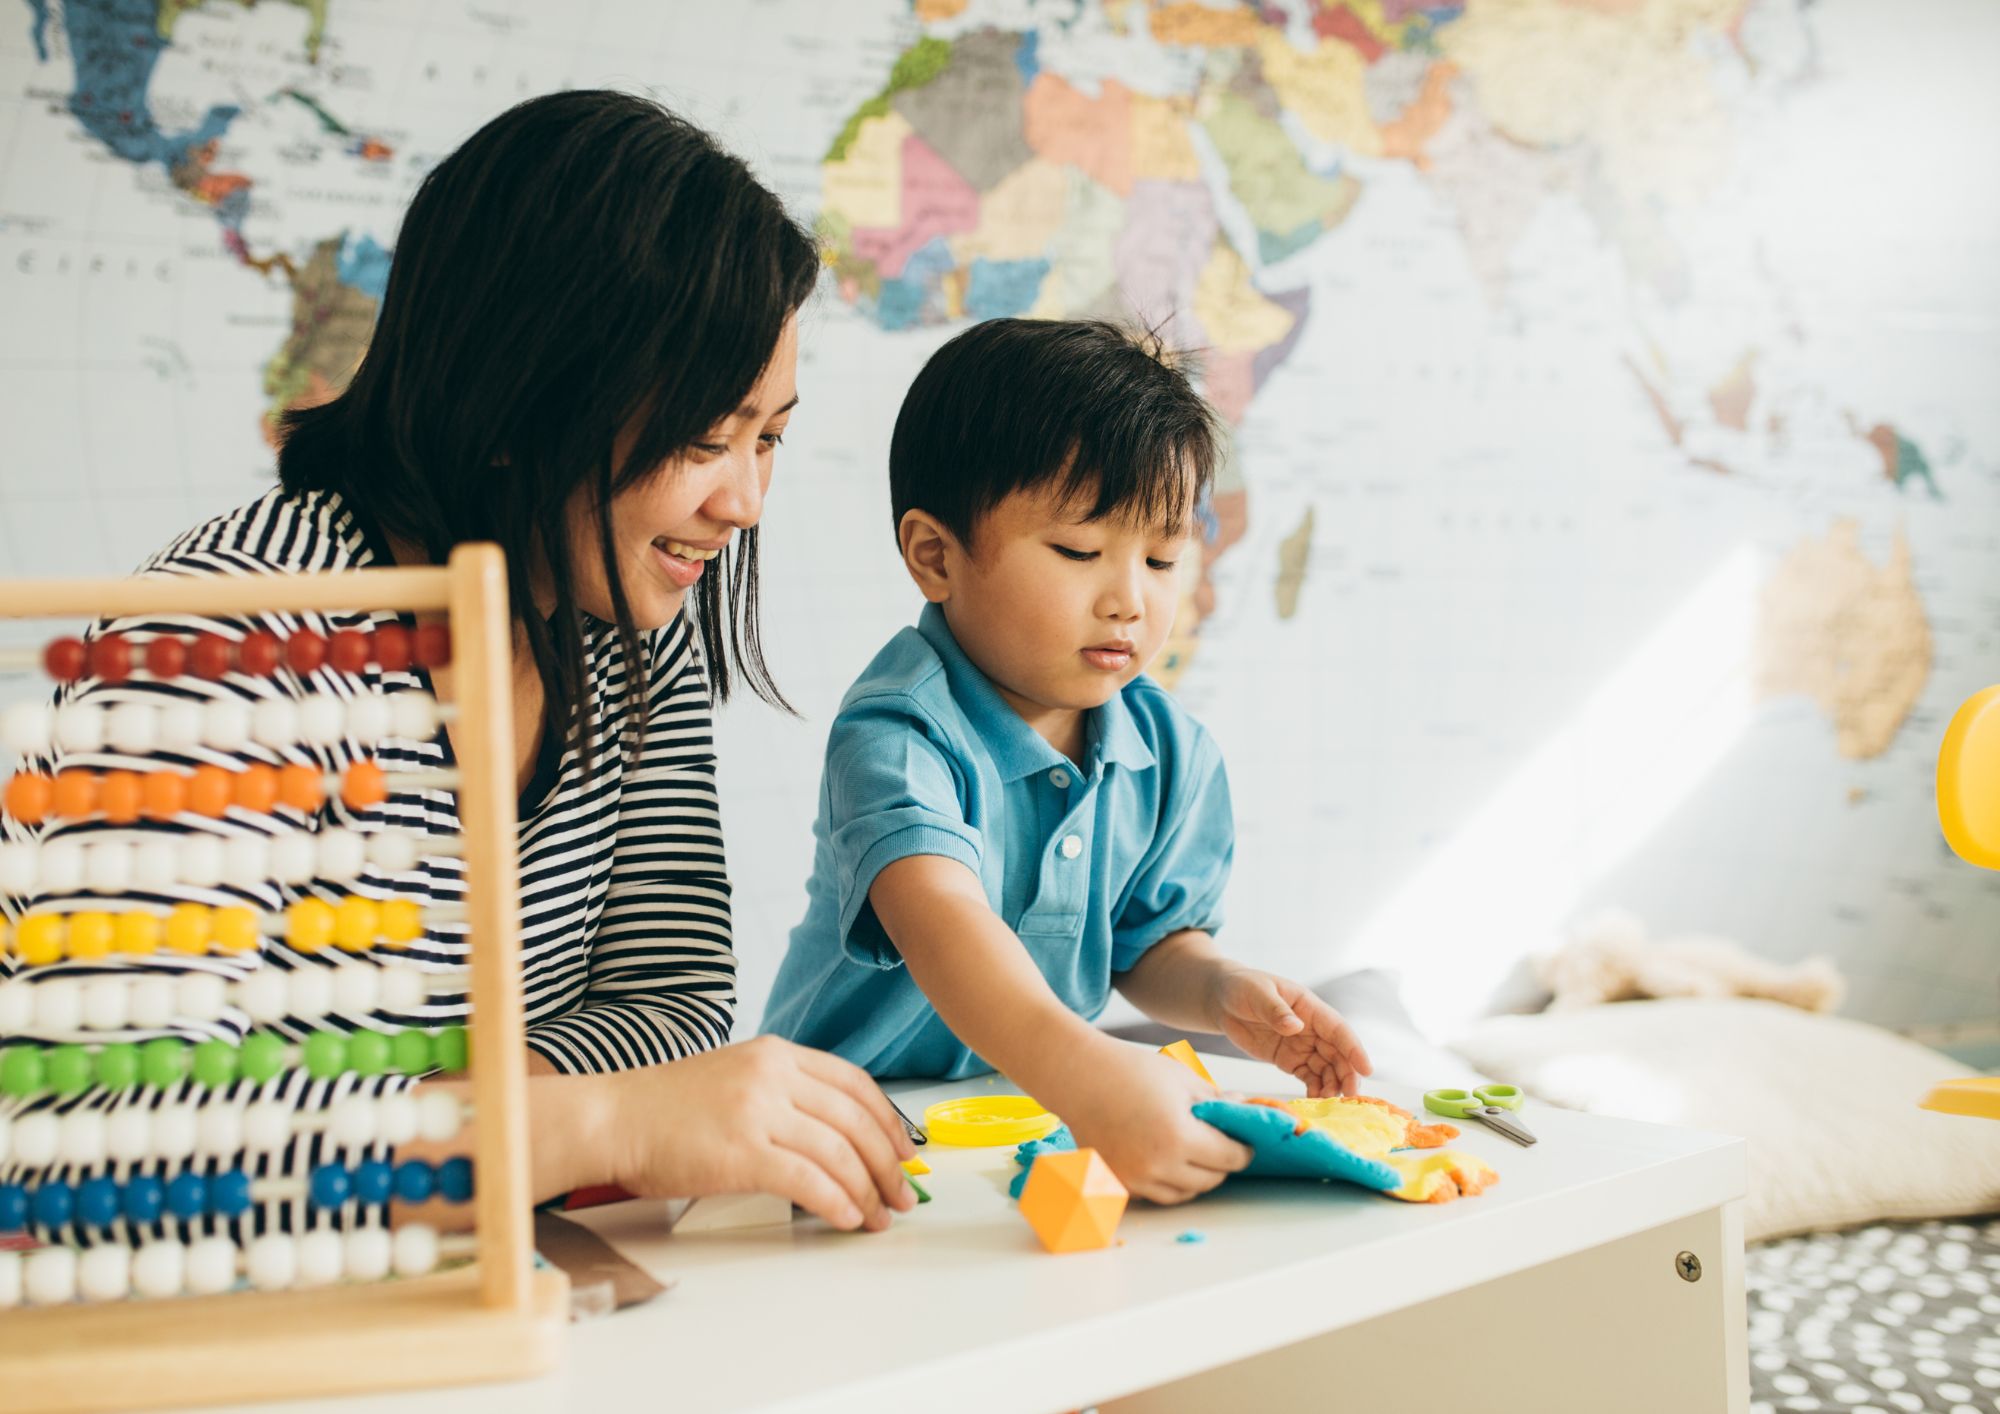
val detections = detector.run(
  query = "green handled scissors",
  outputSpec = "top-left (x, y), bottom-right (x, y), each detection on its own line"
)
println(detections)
top-left (1423, 1085), bottom-right (1537, 1147)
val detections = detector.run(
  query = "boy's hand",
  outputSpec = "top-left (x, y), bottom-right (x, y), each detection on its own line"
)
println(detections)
top-left (1207, 966), bottom-right (1373, 1099)
top-left (1057, 1042), bottom-right (1253, 1205)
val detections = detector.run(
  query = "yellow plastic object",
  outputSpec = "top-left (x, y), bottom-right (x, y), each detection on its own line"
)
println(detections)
top-left (922, 1095), bottom-right (1059, 1147)
top-left (1940, 685), bottom-right (2000, 870)
top-left (1159, 1038), bottom-right (1217, 1086)
top-left (1018, 1147), bottom-right (1128, 1253)
top-left (1920, 1077), bottom-right (2000, 1120)
top-left (901, 1157), bottom-right (931, 1175)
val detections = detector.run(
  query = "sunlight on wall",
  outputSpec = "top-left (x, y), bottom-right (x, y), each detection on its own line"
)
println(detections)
top-left (1349, 547), bottom-right (1762, 1037)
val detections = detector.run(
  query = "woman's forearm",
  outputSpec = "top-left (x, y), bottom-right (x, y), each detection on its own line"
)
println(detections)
top-left (392, 1072), bottom-right (618, 1229)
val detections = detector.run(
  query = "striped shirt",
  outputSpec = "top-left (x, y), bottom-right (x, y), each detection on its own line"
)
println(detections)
top-left (0, 486), bottom-right (735, 1243)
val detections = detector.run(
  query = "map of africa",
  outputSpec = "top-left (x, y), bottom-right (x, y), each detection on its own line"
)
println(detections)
top-left (2, 0), bottom-right (1995, 1038)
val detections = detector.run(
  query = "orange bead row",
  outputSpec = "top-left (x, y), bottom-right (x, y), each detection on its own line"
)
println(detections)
top-left (2, 761), bottom-right (388, 825)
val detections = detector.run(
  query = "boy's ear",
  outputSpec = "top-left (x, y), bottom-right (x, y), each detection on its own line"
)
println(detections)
top-left (898, 510), bottom-right (956, 604)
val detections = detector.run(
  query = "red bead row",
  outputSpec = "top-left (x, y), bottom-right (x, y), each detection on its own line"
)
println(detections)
top-left (40, 625), bottom-right (450, 684)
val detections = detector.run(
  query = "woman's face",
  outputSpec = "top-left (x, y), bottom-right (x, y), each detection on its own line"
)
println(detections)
top-left (569, 314), bottom-right (800, 629)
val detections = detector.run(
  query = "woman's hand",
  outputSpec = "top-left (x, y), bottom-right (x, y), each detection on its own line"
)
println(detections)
top-left (1208, 967), bottom-right (1373, 1099)
top-left (603, 1036), bottom-right (918, 1231)
top-left (1054, 1040), bottom-right (1253, 1205)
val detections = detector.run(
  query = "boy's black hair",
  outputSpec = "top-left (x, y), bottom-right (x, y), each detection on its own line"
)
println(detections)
top-left (279, 90), bottom-right (819, 753)
top-left (889, 319), bottom-right (1220, 549)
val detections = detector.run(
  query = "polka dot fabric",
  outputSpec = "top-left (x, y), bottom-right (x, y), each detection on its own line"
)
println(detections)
top-left (1749, 1217), bottom-right (2000, 1414)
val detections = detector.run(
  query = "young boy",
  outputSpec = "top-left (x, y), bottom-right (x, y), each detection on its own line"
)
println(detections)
top-left (761, 320), bottom-right (1370, 1204)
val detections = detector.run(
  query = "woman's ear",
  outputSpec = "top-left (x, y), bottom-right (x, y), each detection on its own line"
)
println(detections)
top-left (898, 510), bottom-right (956, 604)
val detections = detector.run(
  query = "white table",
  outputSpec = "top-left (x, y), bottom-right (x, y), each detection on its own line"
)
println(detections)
top-left (234, 1052), bottom-right (1749, 1414)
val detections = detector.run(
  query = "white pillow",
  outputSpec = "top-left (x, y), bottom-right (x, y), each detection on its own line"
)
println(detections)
top-left (1451, 998), bottom-right (2000, 1242)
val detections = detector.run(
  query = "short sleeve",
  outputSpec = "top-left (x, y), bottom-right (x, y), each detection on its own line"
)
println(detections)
top-left (1110, 732), bottom-right (1234, 971)
top-left (824, 696), bottom-right (983, 970)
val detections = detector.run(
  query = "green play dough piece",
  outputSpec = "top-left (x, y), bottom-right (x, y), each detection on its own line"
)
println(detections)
top-left (94, 1043), bottom-right (139, 1090)
top-left (302, 1030), bottom-right (346, 1080)
top-left (347, 1030), bottom-right (390, 1077)
top-left (140, 1038), bottom-right (188, 1089)
top-left (0, 1047), bottom-right (44, 1098)
top-left (192, 1040), bottom-right (239, 1089)
top-left (434, 1025), bottom-right (468, 1073)
top-left (390, 1029), bottom-right (432, 1075)
top-left (45, 1045), bottom-right (92, 1096)
top-left (239, 1032), bottom-right (287, 1082)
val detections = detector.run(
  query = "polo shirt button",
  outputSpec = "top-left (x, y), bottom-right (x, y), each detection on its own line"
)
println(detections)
top-left (1050, 769), bottom-right (1071, 789)
top-left (1059, 834), bottom-right (1083, 860)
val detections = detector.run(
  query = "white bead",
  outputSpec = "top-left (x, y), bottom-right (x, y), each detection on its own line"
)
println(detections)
top-left (81, 977), bottom-right (130, 1031)
top-left (132, 1241), bottom-right (186, 1299)
top-left (327, 1096), bottom-right (377, 1148)
top-left (221, 834), bottom-right (270, 889)
top-left (331, 963), bottom-right (378, 1016)
top-left (57, 1107), bottom-right (107, 1166)
top-left (39, 839), bottom-right (83, 893)
top-left (288, 966), bottom-right (332, 1020)
top-left (300, 696), bottom-right (347, 746)
top-left (270, 832), bottom-right (316, 885)
top-left (0, 1251), bottom-right (21, 1308)
top-left (202, 699), bottom-right (250, 752)
top-left (128, 976), bottom-right (175, 1029)
top-left (106, 1107), bottom-right (151, 1161)
top-left (246, 1233), bottom-right (297, 1291)
top-left (364, 830), bottom-right (419, 873)
top-left (12, 1112), bottom-right (58, 1166)
top-left (34, 977), bottom-right (83, 1032)
top-left (417, 1090), bottom-right (462, 1144)
top-left (392, 1224), bottom-right (439, 1278)
top-left (0, 980), bottom-right (33, 1032)
top-left (243, 1100), bottom-right (293, 1153)
top-left (346, 693), bottom-right (391, 743)
top-left (344, 1226), bottom-right (393, 1282)
top-left (156, 700), bottom-right (204, 752)
top-left (82, 840), bottom-right (132, 895)
top-left (77, 1243), bottom-right (131, 1302)
top-left (236, 968), bottom-right (287, 1024)
top-left (379, 966), bottom-right (426, 1013)
top-left (316, 828), bottom-right (366, 883)
top-left (251, 699), bottom-right (298, 749)
top-left (153, 1104), bottom-right (198, 1161)
top-left (196, 1102), bottom-right (242, 1157)
top-left (24, 1246), bottom-right (78, 1306)
top-left (55, 704), bottom-right (105, 753)
top-left (1, 702), bottom-right (50, 754)
top-left (131, 838), bottom-right (178, 889)
top-left (389, 693), bottom-right (440, 741)
top-left (0, 840), bottom-right (39, 894)
top-left (296, 1229), bottom-right (344, 1287)
top-left (175, 971), bottom-right (228, 1024)
top-left (178, 834), bottom-right (224, 888)
top-left (186, 1236), bottom-right (238, 1295)
top-left (375, 1093), bottom-right (418, 1147)
top-left (106, 702), bottom-right (157, 755)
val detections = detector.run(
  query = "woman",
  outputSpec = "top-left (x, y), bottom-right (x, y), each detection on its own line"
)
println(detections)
top-left (0, 91), bottom-right (914, 1248)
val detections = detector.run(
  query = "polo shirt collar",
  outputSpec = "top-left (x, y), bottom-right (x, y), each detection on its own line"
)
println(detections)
top-left (917, 604), bottom-right (1157, 781)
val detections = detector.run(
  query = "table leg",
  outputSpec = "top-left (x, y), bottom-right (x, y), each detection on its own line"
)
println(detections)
top-left (1107, 1201), bottom-right (1749, 1414)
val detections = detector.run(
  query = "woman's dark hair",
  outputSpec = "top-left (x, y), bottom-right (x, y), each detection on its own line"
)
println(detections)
top-left (279, 90), bottom-right (818, 753)
top-left (889, 319), bottom-right (1219, 549)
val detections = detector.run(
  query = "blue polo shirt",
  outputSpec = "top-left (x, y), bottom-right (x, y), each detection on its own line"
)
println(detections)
top-left (760, 604), bottom-right (1234, 1079)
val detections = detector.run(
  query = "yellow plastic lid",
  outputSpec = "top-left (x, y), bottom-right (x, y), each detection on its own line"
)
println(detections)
top-left (922, 1095), bottom-right (1059, 1146)
top-left (1939, 685), bottom-right (2000, 871)
top-left (1921, 1077), bottom-right (2000, 1121)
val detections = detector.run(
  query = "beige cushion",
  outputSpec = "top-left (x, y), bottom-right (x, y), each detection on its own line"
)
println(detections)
top-left (1451, 998), bottom-right (2000, 1242)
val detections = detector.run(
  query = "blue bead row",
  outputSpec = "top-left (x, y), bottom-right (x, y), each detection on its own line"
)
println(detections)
top-left (0, 1157), bottom-right (473, 1233)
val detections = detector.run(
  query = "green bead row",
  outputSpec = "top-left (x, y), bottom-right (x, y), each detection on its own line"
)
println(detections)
top-left (0, 1025), bottom-right (468, 1099)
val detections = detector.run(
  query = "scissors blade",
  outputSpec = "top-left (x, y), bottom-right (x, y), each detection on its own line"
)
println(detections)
top-left (1475, 1107), bottom-right (1537, 1147)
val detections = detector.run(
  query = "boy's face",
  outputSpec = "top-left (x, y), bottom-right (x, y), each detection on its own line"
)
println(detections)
top-left (932, 483), bottom-right (1194, 721)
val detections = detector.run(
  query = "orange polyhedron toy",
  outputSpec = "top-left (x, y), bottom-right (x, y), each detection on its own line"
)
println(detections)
top-left (1018, 1147), bottom-right (1128, 1254)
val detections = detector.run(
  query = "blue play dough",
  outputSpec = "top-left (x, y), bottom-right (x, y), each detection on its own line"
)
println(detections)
top-left (1010, 1100), bottom-right (1402, 1199)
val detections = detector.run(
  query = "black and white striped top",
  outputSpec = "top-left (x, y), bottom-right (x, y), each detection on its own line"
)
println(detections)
top-left (0, 487), bottom-right (734, 1241)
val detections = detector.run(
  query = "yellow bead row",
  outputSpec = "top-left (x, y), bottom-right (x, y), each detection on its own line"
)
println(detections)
top-left (0, 897), bottom-right (425, 966)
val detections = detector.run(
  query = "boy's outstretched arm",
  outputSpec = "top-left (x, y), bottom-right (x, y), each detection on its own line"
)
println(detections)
top-left (1115, 930), bottom-right (1374, 1099)
top-left (869, 855), bottom-right (1252, 1204)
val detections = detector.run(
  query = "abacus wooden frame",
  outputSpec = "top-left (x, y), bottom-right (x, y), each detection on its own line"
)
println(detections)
top-left (0, 545), bottom-right (569, 1411)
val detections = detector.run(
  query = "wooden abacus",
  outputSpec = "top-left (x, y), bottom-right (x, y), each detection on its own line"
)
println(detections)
top-left (0, 546), bottom-right (568, 1410)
